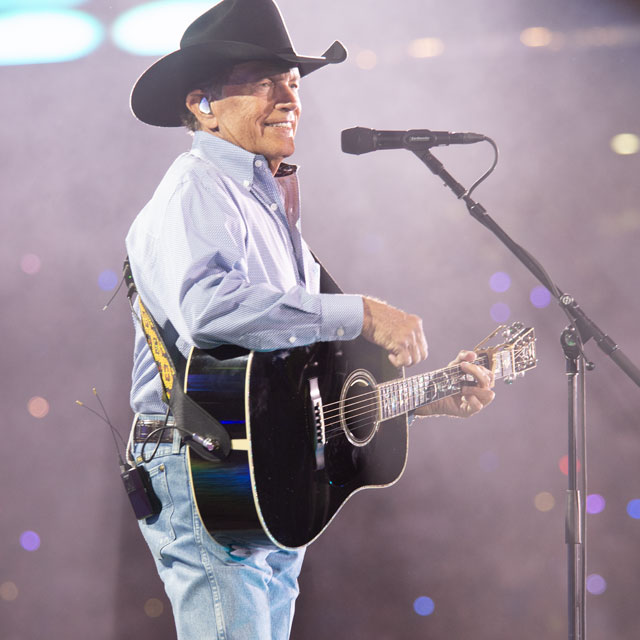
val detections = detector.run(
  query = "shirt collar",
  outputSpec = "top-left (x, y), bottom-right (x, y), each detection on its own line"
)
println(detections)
top-left (191, 131), bottom-right (298, 189)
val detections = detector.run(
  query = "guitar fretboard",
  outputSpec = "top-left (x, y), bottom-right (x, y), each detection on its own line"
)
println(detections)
top-left (377, 348), bottom-right (518, 421)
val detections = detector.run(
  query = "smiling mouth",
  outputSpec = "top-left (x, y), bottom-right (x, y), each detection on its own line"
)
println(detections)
top-left (265, 122), bottom-right (293, 129)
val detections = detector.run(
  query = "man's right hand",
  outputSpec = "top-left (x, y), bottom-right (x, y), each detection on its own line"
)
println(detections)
top-left (361, 296), bottom-right (428, 368)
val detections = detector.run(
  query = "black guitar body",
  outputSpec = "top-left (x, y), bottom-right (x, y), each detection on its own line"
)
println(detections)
top-left (184, 322), bottom-right (537, 548)
top-left (185, 337), bottom-right (408, 549)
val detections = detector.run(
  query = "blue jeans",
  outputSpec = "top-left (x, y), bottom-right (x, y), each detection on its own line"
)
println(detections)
top-left (131, 435), bottom-right (306, 640)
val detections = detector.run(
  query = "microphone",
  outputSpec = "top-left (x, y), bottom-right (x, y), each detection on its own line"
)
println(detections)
top-left (341, 126), bottom-right (486, 155)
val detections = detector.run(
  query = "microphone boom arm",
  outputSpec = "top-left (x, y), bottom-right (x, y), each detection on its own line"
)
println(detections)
top-left (411, 146), bottom-right (640, 386)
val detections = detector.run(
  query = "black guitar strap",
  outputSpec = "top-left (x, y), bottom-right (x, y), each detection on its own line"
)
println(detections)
top-left (123, 251), bottom-right (344, 461)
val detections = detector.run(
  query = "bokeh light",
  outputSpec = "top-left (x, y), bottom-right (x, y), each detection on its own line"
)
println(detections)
top-left (112, 1), bottom-right (217, 56)
top-left (19, 531), bottom-right (41, 552)
top-left (144, 597), bottom-right (164, 618)
top-left (20, 253), bottom-right (41, 275)
top-left (520, 27), bottom-right (554, 48)
top-left (0, 1), bottom-right (88, 6)
top-left (98, 269), bottom-right (119, 291)
top-left (27, 396), bottom-right (49, 418)
top-left (586, 494), bottom-right (606, 514)
top-left (408, 38), bottom-right (444, 58)
top-left (586, 574), bottom-right (607, 595)
top-left (558, 454), bottom-right (581, 476)
top-left (0, 10), bottom-right (103, 65)
top-left (0, 582), bottom-right (18, 602)
top-left (530, 286), bottom-right (551, 308)
top-left (490, 302), bottom-right (511, 323)
top-left (413, 596), bottom-right (435, 616)
top-left (626, 499), bottom-right (640, 519)
top-left (355, 49), bottom-right (377, 70)
top-left (489, 271), bottom-right (511, 293)
top-left (610, 133), bottom-right (640, 156)
top-left (534, 491), bottom-right (555, 512)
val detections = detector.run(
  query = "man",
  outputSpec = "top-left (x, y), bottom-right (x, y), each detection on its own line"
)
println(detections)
top-left (125, 1), bottom-right (495, 638)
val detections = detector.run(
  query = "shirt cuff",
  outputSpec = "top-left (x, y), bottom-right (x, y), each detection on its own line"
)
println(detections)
top-left (318, 293), bottom-right (363, 342)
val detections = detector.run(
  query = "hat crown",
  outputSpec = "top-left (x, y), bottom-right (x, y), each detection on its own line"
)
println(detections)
top-left (180, 0), bottom-right (295, 55)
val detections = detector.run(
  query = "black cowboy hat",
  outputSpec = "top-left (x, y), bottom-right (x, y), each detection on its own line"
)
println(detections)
top-left (130, 0), bottom-right (347, 127)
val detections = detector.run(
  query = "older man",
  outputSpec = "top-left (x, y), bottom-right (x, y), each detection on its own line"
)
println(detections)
top-left (125, 1), bottom-right (495, 638)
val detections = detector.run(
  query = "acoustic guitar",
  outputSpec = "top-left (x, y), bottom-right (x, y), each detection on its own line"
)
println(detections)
top-left (184, 322), bottom-right (537, 549)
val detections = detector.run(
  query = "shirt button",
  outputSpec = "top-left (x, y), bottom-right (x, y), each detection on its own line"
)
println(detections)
top-left (289, 336), bottom-right (296, 344)
top-left (243, 179), bottom-right (250, 189)
top-left (255, 160), bottom-right (263, 168)
top-left (336, 327), bottom-right (345, 337)
top-left (270, 203), bottom-right (278, 212)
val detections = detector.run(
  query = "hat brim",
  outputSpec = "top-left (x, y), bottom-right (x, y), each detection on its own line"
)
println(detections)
top-left (130, 40), bottom-right (347, 127)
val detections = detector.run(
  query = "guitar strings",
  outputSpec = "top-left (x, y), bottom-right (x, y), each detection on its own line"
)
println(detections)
top-left (320, 353), bottom-right (491, 415)
top-left (321, 371), bottom-right (461, 436)
top-left (322, 362), bottom-right (474, 423)
top-left (318, 345), bottom-right (531, 441)
top-left (322, 358), bottom-right (484, 421)
top-left (320, 345), bottom-right (528, 417)
top-left (320, 361), bottom-right (472, 415)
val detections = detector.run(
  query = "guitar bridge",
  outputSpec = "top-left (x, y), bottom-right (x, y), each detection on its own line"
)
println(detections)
top-left (308, 377), bottom-right (326, 470)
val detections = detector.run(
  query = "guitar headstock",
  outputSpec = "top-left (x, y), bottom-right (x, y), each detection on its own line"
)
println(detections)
top-left (474, 322), bottom-right (537, 383)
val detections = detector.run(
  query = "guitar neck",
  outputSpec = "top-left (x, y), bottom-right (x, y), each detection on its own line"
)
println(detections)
top-left (377, 347), bottom-right (518, 421)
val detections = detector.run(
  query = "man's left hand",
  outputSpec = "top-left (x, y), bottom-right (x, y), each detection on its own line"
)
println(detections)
top-left (415, 350), bottom-right (495, 419)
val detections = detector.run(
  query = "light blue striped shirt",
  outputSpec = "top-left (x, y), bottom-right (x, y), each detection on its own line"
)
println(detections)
top-left (126, 131), bottom-right (364, 413)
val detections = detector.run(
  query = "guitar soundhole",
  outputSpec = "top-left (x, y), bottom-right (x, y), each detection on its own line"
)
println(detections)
top-left (339, 369), bottom-right (379, 447)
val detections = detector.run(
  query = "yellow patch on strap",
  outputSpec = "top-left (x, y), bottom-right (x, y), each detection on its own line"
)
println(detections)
top-left (138, 299), bottom-right (175, 399)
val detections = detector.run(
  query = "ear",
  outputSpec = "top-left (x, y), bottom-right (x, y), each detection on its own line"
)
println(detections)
top-left (185, 90), bottom-right (218, 129)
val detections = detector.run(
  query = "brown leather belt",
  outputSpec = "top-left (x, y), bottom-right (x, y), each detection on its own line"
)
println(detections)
top-left (133, 415), bottom-right (177, 443)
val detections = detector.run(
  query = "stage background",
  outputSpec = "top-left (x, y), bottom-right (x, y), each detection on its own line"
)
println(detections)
top-left (1, 0), bottom-right (639, 638)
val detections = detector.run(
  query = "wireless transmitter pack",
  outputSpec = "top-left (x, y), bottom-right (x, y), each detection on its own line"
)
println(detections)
top-left (76, 391), bottom-right (162, 521)
top-left (121, 463), bottom-right (161, 519)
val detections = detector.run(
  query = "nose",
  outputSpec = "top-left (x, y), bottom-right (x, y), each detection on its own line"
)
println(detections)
top-left (275, 83), bottom-right (300, 112)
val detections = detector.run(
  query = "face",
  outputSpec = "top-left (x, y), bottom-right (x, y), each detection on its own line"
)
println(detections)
top-left (197, 60), bottom-right (301, 174)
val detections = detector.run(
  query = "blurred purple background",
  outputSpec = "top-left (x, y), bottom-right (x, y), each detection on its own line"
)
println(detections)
top-left (1, 0), bottom-right (640, 638)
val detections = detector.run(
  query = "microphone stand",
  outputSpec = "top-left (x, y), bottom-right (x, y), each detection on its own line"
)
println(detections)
top-left (411, 147), bottom-right (640, 640)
